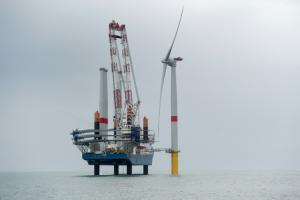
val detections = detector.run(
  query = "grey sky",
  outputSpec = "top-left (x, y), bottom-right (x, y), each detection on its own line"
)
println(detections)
top-left (0, 0), bottom-right (300, 172)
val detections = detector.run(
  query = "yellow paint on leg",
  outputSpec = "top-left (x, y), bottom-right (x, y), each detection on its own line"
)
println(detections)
top-left (171, 152), bottom-right (178, 176)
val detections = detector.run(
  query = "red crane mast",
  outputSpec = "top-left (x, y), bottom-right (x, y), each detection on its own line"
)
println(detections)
top-left (109, 20), bottom-right (140, 129)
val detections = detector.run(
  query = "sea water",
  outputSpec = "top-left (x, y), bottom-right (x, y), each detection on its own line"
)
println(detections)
top-left (0, 171), bottom-right (299, 200)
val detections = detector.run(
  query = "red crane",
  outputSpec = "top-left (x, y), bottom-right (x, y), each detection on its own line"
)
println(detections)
top-left (109, 20), bottom-right (140, 129)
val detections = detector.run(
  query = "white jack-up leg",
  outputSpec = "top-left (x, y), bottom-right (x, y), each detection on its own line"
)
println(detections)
top-left (99, 68), bottom-right (108, 150)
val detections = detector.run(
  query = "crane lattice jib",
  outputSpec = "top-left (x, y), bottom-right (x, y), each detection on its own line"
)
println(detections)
top-left (120, 26), bottom-right (135, 125)
top-left (109, 21), bottom-right (122, 128)
top-left (121, 28), bottom-right (133, 105)
top-left (109, 21), bottom-right (139, 128)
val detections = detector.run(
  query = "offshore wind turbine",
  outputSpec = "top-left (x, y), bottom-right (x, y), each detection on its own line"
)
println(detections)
top-left (158, 7), bottom-right (183, 176)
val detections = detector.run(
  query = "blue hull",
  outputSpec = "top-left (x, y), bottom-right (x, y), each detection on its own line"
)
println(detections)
top-left (82, 152), bottom-right (154, 165)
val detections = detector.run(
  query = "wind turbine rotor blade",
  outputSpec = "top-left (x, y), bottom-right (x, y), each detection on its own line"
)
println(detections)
top-left (157, 63), bottom-right (168, 137)
top-left (164, 6), bottom-right (184, 61)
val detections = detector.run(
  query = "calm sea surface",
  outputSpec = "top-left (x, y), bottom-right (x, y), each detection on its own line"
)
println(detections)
top-left (0, 171), bottom-right (299, 200)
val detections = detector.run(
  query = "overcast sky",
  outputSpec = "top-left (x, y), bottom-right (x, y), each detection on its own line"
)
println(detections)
top-left (0, 0), bottom-right (300, 172)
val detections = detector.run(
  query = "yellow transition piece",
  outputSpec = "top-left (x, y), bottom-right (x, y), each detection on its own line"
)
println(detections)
top-left (171, 152), bottom-right (179, 176)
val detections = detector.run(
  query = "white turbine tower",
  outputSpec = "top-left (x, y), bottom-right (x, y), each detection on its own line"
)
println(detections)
top-left (158, 8), bottom-right (183, 176)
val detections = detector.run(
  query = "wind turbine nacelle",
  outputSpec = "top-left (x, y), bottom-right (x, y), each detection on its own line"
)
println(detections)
top-left (161, 59), bottom-right (177, 67)
top-left (174, 57), bottom-right (183, 61)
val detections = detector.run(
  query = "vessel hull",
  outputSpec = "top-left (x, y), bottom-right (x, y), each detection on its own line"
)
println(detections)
top-left (82, 152), bottom-right (154, 165)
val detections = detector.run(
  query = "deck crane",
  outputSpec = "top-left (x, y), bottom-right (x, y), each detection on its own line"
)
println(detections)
top-left (109, 21), bottom-right (140, 129)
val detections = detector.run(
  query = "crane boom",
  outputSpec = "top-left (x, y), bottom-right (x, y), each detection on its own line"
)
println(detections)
top-left (109, 20), bottom-right (139, 128)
